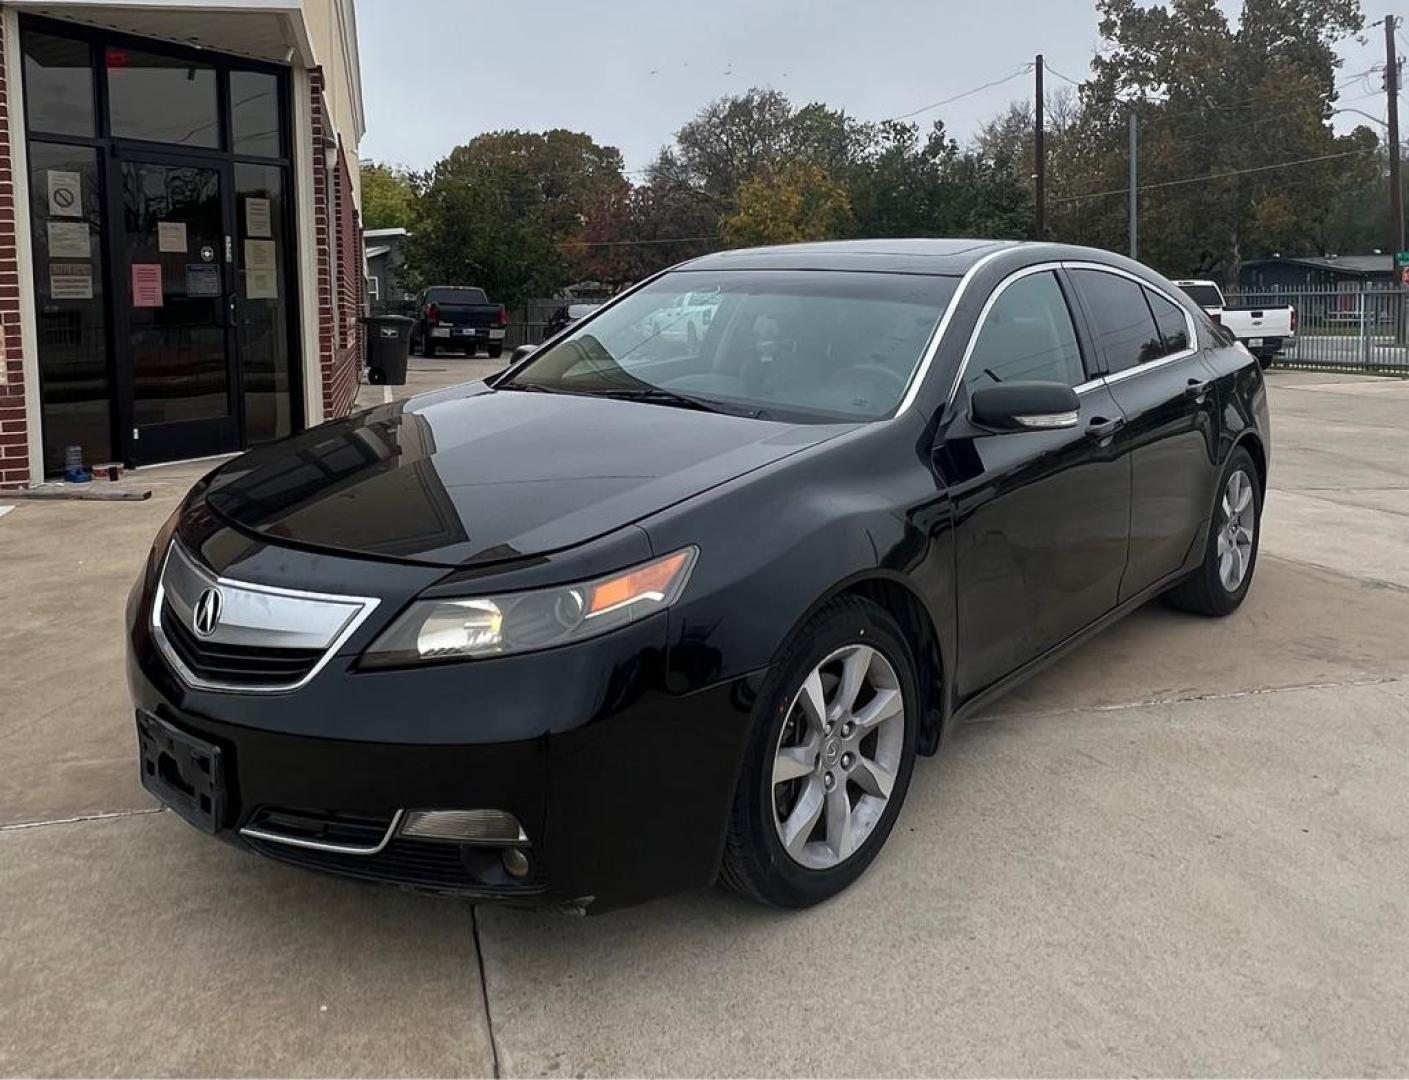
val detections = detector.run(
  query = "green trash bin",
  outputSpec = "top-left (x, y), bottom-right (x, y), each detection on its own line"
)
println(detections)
top-left (363, 315), bottom-right (414, 385)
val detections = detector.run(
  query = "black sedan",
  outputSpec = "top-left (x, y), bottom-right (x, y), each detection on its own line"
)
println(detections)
top-left (127, 239), bottom-right (1269, 913)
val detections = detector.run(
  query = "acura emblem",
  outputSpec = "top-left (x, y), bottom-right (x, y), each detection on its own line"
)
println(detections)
top-left (193, 587), bottom-right (223, 638)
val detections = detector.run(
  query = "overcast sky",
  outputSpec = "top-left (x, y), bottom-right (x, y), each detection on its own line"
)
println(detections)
top-left (357, 0), bottom-right (1400, 174)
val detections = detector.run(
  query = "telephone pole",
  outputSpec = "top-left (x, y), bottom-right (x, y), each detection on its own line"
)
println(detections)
top-left (1034, 54), bottom-right (1046, 240)
top-left (1386, 16), bottom-right (1403, 256)
top-left (1128, 108), bottom-right (1138, 259)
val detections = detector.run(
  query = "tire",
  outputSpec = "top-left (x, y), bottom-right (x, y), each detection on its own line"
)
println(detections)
top-left (423, 338), bottom-right (435, 359)
top-left (1164, 446), bottom-right (1262, 616)
top-left (488, 343), bottom-right (503, 360)
top-left (720, 595), bottom-right (919, 908)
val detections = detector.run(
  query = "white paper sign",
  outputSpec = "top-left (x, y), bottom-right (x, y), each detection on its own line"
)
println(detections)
top-left (49, 262), bottom-right (93, 300)
top-left (47, 170), bottom-right (82, 217)
top-left (244, 239), bottom-right (276, 271)
top-left (47, 221), bottom-right (89, 259)
top-left (245, 269), bottom-right (278, 300)
top-left (157, 222), bottom-right (187, 253)
top-left (245, 197), bottom-right (272, 238)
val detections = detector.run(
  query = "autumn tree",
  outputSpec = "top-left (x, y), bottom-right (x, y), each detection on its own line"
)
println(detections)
top-left (722, 161), bottom-right (853, 247)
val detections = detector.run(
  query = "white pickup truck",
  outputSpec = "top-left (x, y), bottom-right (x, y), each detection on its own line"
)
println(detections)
top-left (1175, 280), bottom-right (1295, 367)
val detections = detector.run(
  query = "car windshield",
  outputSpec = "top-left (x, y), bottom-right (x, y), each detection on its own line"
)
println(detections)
top-left (1179, 284), bottom-right (1222, 307)
top-left (499, 270), bottom-right (957, 421)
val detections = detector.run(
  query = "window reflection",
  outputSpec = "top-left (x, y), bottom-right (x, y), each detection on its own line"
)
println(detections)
top-left (22, 31), bottom-right (94, 136)
top-left (106, 47), bottom-right (219, 148)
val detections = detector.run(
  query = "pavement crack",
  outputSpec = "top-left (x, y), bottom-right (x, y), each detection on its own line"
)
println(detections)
top-left (470, 904), bottom-right (502, 1078)
top-left (0, 806), bottom-right (168, 833)
top-left (967, 672), bottom-right (1408, 725)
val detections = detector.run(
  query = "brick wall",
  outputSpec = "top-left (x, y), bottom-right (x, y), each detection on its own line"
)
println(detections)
top-left (310, 67), bottom-right (362, 424)
top-left (0, 17), bottom-right (32, 489)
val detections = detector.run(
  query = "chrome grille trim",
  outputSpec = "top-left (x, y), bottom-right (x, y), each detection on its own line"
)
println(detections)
top-left (151, 540), bottom-right (380, 694)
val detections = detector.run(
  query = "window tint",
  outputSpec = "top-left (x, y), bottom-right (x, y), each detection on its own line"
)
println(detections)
top-left (106, 47), bottom-right (219, 148)
top-left (1146, 289), bottom-right (1190, 355)
top-left (231, 71), bottom-right (282, 157)
top-left (1072, 270), bottom-right (1164, 373)
top-left (964, 271), bottom-right (1085, 389)
top-left (23, 32), bottom-right (95, 136)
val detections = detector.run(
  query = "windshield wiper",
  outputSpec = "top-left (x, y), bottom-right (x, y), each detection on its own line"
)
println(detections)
top-left (583, 386), bottom-right (742, 415)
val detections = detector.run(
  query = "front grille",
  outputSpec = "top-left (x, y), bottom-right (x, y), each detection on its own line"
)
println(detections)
top-left (161, 601), bottom-right (323, 688)
top-left (244, 833), bottom-right (546, 897)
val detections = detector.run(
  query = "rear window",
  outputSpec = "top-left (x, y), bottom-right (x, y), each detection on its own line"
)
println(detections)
top-left (1178, 284), bottom-right (1223, 308)
top-left (426, 287), bottom-right (488, 304)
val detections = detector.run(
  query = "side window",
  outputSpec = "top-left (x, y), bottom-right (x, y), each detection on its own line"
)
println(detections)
top-left (1146, 289), bottom-right (1191, 354)
top-left (964, 271), bottom-right (1086, 389)
top-left (1072, 270), bottom-right (1164, 373)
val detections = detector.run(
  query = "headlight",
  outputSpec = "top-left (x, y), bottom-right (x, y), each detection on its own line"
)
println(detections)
top-left (360, 547), bottom-right (698, 668)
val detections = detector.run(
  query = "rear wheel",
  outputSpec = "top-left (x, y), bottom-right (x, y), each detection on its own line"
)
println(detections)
top-left (488, 343), bottom-right (503, 359)
top-left (720, 596), bottom-right (918, 908)
top-left (1164, 446), bottom-right (1261, 616)
top-left (423, 337), bottom-right (435, 359)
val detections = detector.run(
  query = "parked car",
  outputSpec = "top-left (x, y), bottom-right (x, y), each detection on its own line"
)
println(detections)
top-left (1175, 280), bottom-right (1295, 367)
top-left (409, 286), bottom-right (508, 359)
top-left (128, 239), bottom-right (1269, 913)
top-left (543, 302), bottom-right (604, 341)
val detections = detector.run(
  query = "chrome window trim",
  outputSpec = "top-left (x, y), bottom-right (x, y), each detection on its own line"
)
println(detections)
top-left (240, 810), bottom-right (406, 856)
top-left (944, 261), bottom-right (1081, 405)
top-left (896, 245), bottom-right (1014, 415)
top-left (151, 541), bottom-right (381, 695)
top-left (1059, 261), bottom-right (1201, 383)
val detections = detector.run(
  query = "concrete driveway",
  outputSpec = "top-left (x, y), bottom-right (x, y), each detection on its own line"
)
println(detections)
top-left (3, 365), bottom-right (1408, 1077)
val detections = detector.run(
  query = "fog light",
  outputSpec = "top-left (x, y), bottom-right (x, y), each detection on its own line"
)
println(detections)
top-left (502, 848), bottom-right (531, 879)
top-left (399, 809), bottom-right (527, 845)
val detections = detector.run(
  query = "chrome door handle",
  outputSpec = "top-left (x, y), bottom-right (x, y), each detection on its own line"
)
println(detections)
top-left (1086, 416), bottom-right (1125, 439)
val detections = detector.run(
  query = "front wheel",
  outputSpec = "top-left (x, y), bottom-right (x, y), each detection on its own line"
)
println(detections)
top-left (720, 596), bottom-right (919, 908)
top-left (1164, 446), bottom-right (1261, 616)
top-left (488, 343), bottom-right (503, 359)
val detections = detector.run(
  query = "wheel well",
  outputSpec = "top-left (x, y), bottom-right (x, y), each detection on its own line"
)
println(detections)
top-left (1235, 432), bottom-right (1268, 495)
top-left (839, 578), bottom-right (945, 756)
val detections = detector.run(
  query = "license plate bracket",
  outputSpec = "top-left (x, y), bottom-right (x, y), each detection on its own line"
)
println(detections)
top-left (136, 711), bottom-right (225, 833)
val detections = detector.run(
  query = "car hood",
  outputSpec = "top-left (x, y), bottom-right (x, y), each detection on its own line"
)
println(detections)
top-left (203, 383), bottom-right (852, 567)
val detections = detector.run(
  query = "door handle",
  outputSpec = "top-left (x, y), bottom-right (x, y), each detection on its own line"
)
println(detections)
top-left (1185, 378), bottom-right (1213, 400)
top-left (1086, 416), bottom-right (1125, 439)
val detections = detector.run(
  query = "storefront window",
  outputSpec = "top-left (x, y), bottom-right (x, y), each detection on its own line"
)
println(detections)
top-left (231, 71), bottom-right (282, 158)
top-left (106, 47), bottom-right (219, 148)
top-left (236, 163), bottom-right (293, 444)
top-left (22, 31), bottom-right (95, 137)
top-left (28, 143), bottom-right (111, 473)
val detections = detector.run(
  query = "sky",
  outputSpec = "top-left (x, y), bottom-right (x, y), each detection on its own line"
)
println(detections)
top-left (356, 0), bottom-right (1403, 175)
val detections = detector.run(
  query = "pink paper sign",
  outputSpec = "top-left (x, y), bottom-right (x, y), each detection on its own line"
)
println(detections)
top-left (131, 263), bottom-right (163, 308)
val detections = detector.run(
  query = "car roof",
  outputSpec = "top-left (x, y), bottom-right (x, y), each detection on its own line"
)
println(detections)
top-left (677, 238), bottom-right (1022, 276)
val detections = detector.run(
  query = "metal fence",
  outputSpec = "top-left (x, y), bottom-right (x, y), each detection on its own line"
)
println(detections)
top-left (1225, 283), bottom-right (1409, 374)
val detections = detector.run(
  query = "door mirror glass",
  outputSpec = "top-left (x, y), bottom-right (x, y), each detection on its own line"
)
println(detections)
top-left (970, 381), bottom-right (1080, 432)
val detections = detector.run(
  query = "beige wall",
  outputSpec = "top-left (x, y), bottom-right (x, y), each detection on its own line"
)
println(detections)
top-left (302, 0), bottom-right (364, 205)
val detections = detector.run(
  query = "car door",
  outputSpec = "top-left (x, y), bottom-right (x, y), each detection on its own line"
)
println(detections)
top-left (936, 267), bottom-right (1133, 700)
top-left (1068, 268), bottom-right (1220, 600)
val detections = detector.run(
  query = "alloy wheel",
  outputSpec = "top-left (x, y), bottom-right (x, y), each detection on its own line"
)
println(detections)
top-left (771, 643), bottom-right (905, 870)
top-left (1217, 468), bottom-right (1256, 592)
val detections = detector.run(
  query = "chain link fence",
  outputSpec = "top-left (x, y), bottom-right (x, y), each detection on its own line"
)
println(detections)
top-left (1225, 283), bottom-right (1409, 374)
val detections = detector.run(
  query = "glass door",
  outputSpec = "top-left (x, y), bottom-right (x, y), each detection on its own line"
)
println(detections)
top-left (110, 151), bottom-right (239, 464)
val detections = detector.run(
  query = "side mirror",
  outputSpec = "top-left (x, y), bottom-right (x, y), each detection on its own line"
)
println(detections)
top-left (510, 344), bottom-right (537, 364)
top-left (969, 381), bottom-right (1080, 432)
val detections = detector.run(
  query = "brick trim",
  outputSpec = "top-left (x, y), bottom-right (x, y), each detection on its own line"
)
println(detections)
top-left (0, 16), bottom-right (30, 489)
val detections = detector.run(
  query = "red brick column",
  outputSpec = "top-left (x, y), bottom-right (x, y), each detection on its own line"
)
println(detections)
top-left (309, 68), bottom-right (362, 425)
top-left (0, 17), bottom-right (32, 489)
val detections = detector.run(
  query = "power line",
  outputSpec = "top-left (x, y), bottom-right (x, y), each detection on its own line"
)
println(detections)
top-left (881, 65), bottom-right (1033, 123)
top-left (1051, 147), bottom-right (1374, 204)
top-left (1042, 60), bottom-right (1084, 87)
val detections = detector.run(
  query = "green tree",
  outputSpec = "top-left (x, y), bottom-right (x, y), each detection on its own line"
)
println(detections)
top-left (359, 162), bottom-right (416, 229)
top-left (405, 130), bottom-right (625, 305)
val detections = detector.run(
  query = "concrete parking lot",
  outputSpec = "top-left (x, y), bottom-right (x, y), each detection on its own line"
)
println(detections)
top-left (3, 363), bottom-right (1408, 1077)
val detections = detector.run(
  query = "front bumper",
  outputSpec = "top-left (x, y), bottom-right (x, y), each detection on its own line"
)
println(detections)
top-left (126, 533), bottom-right (764, 913)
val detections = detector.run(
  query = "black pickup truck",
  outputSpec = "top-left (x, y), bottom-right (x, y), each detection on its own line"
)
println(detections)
top-left (409, 286), bottom-right (509, 358)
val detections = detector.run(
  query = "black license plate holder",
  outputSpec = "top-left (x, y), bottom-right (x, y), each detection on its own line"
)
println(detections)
top-left (136, 710), bottom-right (225, 833)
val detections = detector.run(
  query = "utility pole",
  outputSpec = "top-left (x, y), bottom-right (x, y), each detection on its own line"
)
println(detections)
top-left (1387, 16), bottom-right (1404, 257)
top-left (1128, 108), bottom-right (1138, 259)
top-left (1034, 54), bottom-right (1046, 241)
